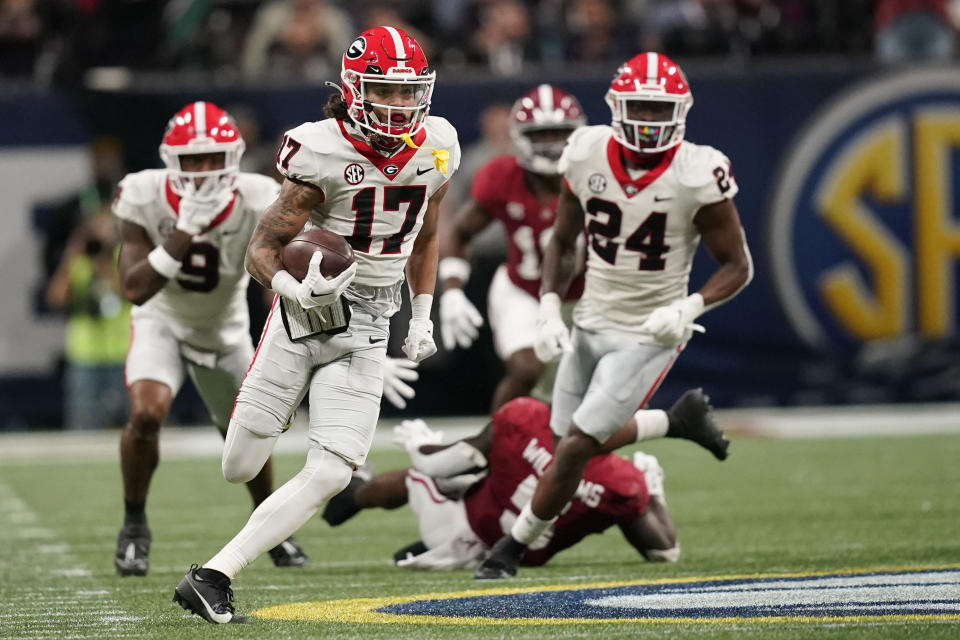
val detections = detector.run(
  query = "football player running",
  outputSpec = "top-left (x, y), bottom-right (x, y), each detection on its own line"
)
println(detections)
top-left (113, 102), bottom-right (312, 575)
top-left (173, 26), bottom-right (461, 623)
top-left (439, 85), bottom-right (587, 410)
top-left (475, 52), bottom-right (753, 580)
top-left (322, 397), bottom-right (682, 570)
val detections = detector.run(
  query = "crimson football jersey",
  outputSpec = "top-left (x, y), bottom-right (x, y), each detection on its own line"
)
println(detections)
top-left (470, 156), bottom-right (584, 301)
top-left (463, 397), bottom-right (648, 566)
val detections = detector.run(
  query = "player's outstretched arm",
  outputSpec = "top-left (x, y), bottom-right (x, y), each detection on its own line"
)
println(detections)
top-left (245, 178), bottom-right (321, 290)
top-left (393, 418), bottom-right (492, 477)
top-left (618, 501), bottom-right (680, 563)
top-left (438, 198), bottom-right (494, 288)
top-left (437, 198), bottom-right (491, 350)
top-left (534, 183), bottom-right (584, 362)
top-left (117, 220), bottom-right (193, 305)
top-left (540, 183), bottom-right (585, 298)
top-left (692, 199), bottom-right (754, 310)
top-left (406, 181), bottom-right (449, 299)
top-left (403, 182), bottom-right (450, 363)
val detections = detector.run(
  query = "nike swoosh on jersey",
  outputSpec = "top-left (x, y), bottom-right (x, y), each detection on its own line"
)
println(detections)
top-left (369, 336), bottom-right (385, 343)
top-left (416, 167), bottom-right (433, 176)
top-left (653, 195), bottom-right (673, 202)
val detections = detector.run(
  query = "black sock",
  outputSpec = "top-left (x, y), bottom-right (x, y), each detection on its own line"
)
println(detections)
top-left (124, 501), bottom-right (146, 526)
top-left (321, 476), bottom-right (362, 526)
top-left (502, 535), bottom-right (527, 557)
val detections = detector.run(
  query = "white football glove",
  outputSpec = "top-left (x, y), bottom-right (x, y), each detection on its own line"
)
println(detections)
top-left (392, 418), bottom-right (443, 456)
top-left (382, 357), bottom-right (419, 409)
top-left (639, 294), bottom-right (705, 346)
top-left (296, 252), bottom-right (357, 310)
top-left (632, 451), bottom-right (666, 500)
top-left (439, 288), bottom-right (484, 350)
top-left (402, 318), bottom-right (437, 363)
top-left (175, 190), bottom-right (233, 235)
top-left (533, 293), bottom-right (572, 362)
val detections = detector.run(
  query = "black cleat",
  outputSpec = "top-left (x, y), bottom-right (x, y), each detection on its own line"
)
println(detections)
top-left (268, 537), bottom-right (308, 568)
top-left (666, 388), bottom-right (729, 460)
top-left (474, 535), bottom-right (524, 580)
top-left (114, 523), bottom-right (151, 576)
top-left (173, 565), bottom-right (246, 624)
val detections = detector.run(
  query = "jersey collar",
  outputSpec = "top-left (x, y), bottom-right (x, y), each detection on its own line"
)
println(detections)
top-left (164, 176), bottom-right (237, 233)
top-left (606, 138), bottom-right (678, 199)
top-left (337, 120), bottom-right (426, 181)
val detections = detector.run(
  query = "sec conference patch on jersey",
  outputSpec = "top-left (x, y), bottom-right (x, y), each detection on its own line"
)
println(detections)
top-left (252, 566), bottom-right (960, 625)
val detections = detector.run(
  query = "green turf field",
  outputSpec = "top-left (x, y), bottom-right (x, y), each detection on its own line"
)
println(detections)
top-left (1, 432), bottom-right (958, 639)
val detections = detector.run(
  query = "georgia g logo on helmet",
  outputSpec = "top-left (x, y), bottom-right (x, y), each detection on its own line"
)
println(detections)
top-left (346, 37), bottom-right (366, 60)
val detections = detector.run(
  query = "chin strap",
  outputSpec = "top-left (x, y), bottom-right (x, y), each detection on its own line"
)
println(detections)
top-left (400, 133), bottom-right (450, 175)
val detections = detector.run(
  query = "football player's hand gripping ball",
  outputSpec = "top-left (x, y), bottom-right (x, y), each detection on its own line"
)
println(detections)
top-left (296, 252), bottom-right (357, 310)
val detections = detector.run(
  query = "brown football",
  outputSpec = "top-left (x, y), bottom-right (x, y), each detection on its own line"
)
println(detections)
top-left (281, 229), bottom-right (355, 281)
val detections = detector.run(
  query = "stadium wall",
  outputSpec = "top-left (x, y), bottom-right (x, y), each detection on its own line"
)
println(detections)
top-left (2, 61), bottom-right (958, 428)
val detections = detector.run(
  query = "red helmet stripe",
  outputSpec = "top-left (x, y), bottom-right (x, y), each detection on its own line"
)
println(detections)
top-left (194, 101), bottom-right (207, 139)
top-left (384, 25), bottom-right (407, 68)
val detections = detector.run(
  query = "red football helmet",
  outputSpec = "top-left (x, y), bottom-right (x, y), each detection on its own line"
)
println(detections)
top-left (159, 101), bottom-right (244, 199)
top-left (605, 52), bottom-right (693, 153)
top-left (340, 26), bottom-right (435, 140)
top-left (510, 84), bottom-right (587, 175)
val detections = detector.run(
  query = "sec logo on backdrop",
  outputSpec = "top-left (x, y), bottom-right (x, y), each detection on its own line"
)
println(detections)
top-left (769, 68), bottom-right (960, 351)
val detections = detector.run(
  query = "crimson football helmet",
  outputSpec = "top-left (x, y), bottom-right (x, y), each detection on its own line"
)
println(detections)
top-left (510, 84), bottom-right (586, 175)
top-left (605, 52), bottom-right (693, 153)
top-left (159, 101), bottom-right (244, 199)
top-left (340, 26), bottom-right (434, 140)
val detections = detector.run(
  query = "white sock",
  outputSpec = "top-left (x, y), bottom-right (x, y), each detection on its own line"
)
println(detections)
top-left (509, 502), bottom-right (556, 546)
top-left (634, 409), bottom-right (669, 441)
top-left (204, 448), bottom-right (352, 578)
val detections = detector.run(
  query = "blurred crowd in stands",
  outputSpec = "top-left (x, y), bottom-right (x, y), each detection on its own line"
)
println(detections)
top-left (1, 0), bottom-right (958, 87)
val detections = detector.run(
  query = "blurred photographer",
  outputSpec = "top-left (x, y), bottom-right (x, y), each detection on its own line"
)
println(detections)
top-left (45, 209), bottom-right (130, 430)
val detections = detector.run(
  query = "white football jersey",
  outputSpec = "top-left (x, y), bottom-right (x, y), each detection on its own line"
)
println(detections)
top-left (113, 170), bottom-right (278, 348)
top-left (276, 116), bottom-right (461, 288)
top-left (558, 125), bottom-right (738, 337)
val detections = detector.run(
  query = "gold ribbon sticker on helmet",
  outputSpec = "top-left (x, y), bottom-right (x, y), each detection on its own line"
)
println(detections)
top-left (400, 133), bottom-right (449, 175)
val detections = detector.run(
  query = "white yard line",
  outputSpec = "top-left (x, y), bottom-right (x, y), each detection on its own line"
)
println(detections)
top-left (0, 482), bottom-right (145, 639)
top-left (1, 405), bottom-right (959, 463)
